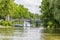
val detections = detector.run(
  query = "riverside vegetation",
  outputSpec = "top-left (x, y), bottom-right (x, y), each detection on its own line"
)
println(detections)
top-left (41, 0), bottom-right (60, 33)
top-left (0, 0), bottom-right (41, 27)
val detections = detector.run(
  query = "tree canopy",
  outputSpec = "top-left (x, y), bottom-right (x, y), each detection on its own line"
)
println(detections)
top-left (41, 0), bottom-right (60, 32)
top-left (0, 0), bottom-right (40, 20)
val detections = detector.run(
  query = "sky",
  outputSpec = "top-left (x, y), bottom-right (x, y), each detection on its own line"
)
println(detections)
top-left (14, 0), bottom-right (42, 14)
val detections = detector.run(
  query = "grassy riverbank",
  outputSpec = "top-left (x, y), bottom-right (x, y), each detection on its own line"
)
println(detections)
top-left (0, 26), bottom-right (12, 28)
top-left (44, 33), bottom-right (60, 40)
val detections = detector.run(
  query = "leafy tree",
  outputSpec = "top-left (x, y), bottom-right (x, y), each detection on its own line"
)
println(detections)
top-left (18, 5), bottom-right (30, 19)
top-left (41, 0), bottom-right (60, 33)
top-left (35, 14), bottom-right (40, 18)
top-left (0, 0), bottom-right (16, 20)
top-left (41, 0), bottom-right (50, 27)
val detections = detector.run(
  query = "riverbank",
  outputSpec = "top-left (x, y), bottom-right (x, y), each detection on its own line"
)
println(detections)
top-left (0, 25), bottom-right (13, 28)
top-left (44, 33), bottom-right (60, 40)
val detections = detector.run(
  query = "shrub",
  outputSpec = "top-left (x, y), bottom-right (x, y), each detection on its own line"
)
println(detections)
top-left (0, 20), bottom-right (13, 26)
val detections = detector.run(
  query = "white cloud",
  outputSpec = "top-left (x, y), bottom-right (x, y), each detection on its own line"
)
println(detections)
top-left (14, 0), bottom-right (42, 14)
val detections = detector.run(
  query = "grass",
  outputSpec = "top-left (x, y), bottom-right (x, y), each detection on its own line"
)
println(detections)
top-left (44, 33), bottom-right (60, 40)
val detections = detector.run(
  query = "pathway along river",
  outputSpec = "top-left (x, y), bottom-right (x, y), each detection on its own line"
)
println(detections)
top-left (0, 27), bottom-right (44, 40)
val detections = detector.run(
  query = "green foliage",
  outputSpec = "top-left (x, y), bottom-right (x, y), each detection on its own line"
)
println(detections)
top-left (0, 0), bottom-right (15, 19)
top-left (18, 5), bottom-right (30, 19)
top-left (13, 21), bottom-right (24, 24)
top-left (0, 0), bottom-right (41, 27)
top-left (0, 0), bottom-right (40, 19)
top-left (0, 20), bottom-right (12, 26)
top-left (41, 0), bottom-right (60, 33)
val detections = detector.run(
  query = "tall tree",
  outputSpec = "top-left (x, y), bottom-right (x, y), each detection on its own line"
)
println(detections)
top-left (41, 0), bottom-right (60, 32)
top-left (0, 0), bottom-right (15, 20)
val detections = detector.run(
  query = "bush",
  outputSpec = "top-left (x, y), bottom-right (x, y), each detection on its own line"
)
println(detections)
top-left (8, 21), bottom-right (13, 26)
top-left (13, 21), bottom-right (24, 24)
top-left (0, 20), bottom-right (13, 26)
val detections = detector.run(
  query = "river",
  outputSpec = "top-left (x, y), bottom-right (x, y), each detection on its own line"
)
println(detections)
top-left (0, 27), bottom-right (60, 40)
top-left (0, 27), bottom-right (44, 40)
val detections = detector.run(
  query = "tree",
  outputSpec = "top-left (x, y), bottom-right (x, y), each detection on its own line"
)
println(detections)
top-left (18, 5), bottom-right (30, 19)
top-left (41, 0), bottom-right (50, 27)
top-left (35, 14), bottom-right (40, 18)
top-left (41, 0), bottom-right (60, 33)
top-left (0, 0), bottom-right (16, 20)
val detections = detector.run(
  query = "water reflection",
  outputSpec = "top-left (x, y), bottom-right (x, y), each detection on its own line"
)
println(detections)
top-left (0, 27), bottom-right (44, 40)
top-left (0, 28), bottom-right (14, 36)
top-left (1, 38), bottom-right (13, 40)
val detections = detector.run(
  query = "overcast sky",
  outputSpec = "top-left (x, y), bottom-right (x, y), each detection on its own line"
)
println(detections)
top-left (14, 0), bottom-right (42, 14)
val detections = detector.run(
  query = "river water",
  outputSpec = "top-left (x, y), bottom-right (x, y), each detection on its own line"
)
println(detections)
top-left (0, 27), bottom-right (44, 40)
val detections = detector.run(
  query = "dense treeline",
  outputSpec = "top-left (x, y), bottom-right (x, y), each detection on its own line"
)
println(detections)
top-left (41, 0), bottom-right (60, 33)
top-left (0, 0), bottom-right (40, 20)
top-left (0, 0), bottom-right (40, 26)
